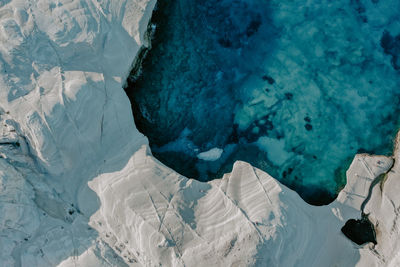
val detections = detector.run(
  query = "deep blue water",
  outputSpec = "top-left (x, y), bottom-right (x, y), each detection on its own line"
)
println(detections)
top-left (126, 0), bottom-right (400, 205)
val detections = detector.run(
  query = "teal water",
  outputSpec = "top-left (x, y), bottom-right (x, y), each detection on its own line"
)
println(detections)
top-left (125, 0), bottom-right (400, 205)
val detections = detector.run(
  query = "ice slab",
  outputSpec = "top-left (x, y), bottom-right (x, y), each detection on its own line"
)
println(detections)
top-left (197, 147), bottom-right (223, 161)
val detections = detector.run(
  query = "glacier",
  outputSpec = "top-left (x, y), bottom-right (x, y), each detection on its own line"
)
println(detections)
top-left (0, 0), bottom-right (400, 266)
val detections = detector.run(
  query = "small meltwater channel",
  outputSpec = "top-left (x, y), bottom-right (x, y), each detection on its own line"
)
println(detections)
top-left (125, 0), bottom-right (400, 205)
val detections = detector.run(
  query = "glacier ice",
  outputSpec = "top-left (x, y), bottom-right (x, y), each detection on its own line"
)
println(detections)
top-left (1, 0), bottom-right (400, 266)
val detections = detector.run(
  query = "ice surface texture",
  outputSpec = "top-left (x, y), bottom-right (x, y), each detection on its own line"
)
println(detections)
top-left (3, 0), bottom-right (400, 265)
top-left (127, 0), bottom-right (400, 204)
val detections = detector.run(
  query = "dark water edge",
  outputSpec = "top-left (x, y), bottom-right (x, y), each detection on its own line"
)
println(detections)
top-left (341, 216), bottom-right (377, 245)
top-left (125, 0), bottom-right (400, 206)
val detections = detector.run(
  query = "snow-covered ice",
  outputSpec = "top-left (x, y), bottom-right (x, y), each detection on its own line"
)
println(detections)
top-left (0, 0), bottom-right (400, 266)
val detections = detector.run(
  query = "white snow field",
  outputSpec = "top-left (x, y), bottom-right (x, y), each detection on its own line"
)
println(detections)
top-left (0, 0), bottom-right (400, 266)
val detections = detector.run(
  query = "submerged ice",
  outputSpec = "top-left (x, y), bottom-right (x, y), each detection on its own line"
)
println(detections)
top-left (126, 0), bottom-right (400, 205)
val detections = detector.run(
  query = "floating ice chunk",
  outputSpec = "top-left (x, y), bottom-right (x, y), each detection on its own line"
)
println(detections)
top-left (197, 148), bottom-right (223, 161)
top-left (256, 136), bottom-right (293, 166)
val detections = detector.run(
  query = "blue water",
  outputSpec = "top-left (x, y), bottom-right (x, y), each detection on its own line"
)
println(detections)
top-left (126, 0), bottom-right (400, 205)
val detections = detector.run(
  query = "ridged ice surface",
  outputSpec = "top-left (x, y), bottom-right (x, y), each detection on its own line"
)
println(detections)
top-left (2, 0), bottom-right (400, 266)
top-left (127, 0), bottom-right (400, 204)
